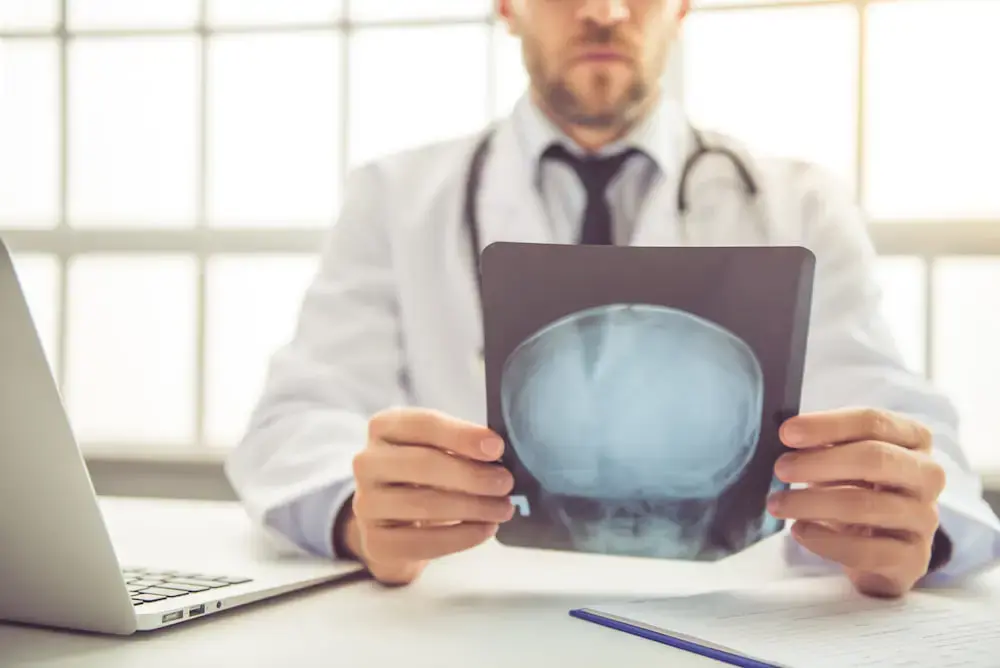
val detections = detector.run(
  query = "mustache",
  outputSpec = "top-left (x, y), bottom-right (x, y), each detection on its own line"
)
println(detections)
top-left (574, 24), bottom-right (636, 51)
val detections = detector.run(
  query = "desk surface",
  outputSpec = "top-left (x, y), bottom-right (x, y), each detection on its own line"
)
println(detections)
top-left (2, 497), bottom-right (992, 668)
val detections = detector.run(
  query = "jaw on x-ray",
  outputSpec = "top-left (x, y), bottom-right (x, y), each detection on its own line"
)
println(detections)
top-left (500, 303), bottom-right (765, 560)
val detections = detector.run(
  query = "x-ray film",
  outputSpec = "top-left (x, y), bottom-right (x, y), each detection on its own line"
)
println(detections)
top-left (480, 242), bottom-right (815, 561)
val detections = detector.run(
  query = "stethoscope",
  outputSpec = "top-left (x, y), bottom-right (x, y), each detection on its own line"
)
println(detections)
top-left (464, 123), bottom-right (766, 375)
top-left (464, 123), bottom-right (764, 300)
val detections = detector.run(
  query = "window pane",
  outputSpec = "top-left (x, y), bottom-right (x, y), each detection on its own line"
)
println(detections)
top-left (208, 0), bottom-right (342, 25)
top-left (349, 26), bottom-right (489, 167)
top-left (875, 256), bottom-right (926, 375)
top-left (9, 253), bottom-right (60, 376)
top-left (204, 255), bottom-right (317, 446)
top-left (0, 0), bottom-right (58, 29)
top-left (207, 33), bottom-right (341, 227)
top-left (64, 256), bottom-right (196, 445)
top-left (933, 258), bottom-right (1000, 471)
top-left (350, 0), bottom-right (490, 22)
top-left (0, 40), bottom-right (59, 227)
top-left (494, 23), bottom-right (528, 118)
top-left (693, 0), bottom-right (816, 4)
top-left (68, 0), bottom-right (199, 29)
top-left (682, 5), bottom-right (858, 191)
top-left (865, 1), bottom-right (1000, 220)
top-left (68, 37), bottom-right (198, 226)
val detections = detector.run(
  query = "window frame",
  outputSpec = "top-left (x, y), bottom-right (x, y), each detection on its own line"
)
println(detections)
top-left (1, 0), bottom-right (998, 479)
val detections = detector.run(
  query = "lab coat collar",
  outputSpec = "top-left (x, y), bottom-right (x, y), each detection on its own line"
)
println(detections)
top-left (476, 93), bottom-right (696, 249)
top-left (509, 91), bottom-right (685, 183)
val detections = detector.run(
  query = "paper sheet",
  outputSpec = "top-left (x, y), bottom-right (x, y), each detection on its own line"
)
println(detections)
top-left (586, 576), bottom-right (1000, 667)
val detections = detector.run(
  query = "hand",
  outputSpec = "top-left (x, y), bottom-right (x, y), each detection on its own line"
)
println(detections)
top-left (341, 407), bottom-right (515, 585)
top-left (768, 407), bottom-right (947, 598)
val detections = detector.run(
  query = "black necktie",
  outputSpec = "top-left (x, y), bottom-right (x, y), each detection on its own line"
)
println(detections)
top-left (542, 144), bottom-right (640, 245)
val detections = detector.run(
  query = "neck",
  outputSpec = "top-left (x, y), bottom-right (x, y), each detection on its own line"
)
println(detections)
top-left (533, 89), bottom-right (659, 153)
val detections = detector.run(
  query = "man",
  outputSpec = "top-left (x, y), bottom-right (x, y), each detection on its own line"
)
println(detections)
top-left (226, 0), bottom-right (1000, 598)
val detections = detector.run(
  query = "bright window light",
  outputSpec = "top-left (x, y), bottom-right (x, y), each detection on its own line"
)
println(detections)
top-left (64, 256), bottom-right (197, 445)
top-left (68, 37), bottom-right (199, 227)
top-left (204, 255), bottom-right (318, 447)
top-left (933, 258), bottom-right (1000, 471)
top-left (865, 0), bottom-right (1000, 219)
top-left (9, 253), bottom-right (60, 375)
top-left (207, 0), bottom-right (342, 26)
top-left (682, 4), bottom-right (859, 192)
top-left (0, 1), bottom-right (995, 472)
top-left (0, 40), bottom-right (59, 227)
top-left (348, 25), bottom-right (490, 167)
top-left (207, 32), bottom-right (342, 226)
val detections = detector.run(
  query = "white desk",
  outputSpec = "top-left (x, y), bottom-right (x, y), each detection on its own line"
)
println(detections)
top-left (0, 497), bottom-right (990, 668)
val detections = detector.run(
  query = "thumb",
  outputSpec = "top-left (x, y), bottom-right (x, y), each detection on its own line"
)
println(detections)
top-left (367, 558), bottom-right (427, 587)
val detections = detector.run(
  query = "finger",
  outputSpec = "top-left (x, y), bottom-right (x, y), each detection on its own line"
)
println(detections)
top-left (774, 441), bottom-right (945, 500)
top-left (368, 406), bottom-right (505, 461)
top-left (363, 522), bottom-right (499, 562)
top-left (780, 408), bottom-right (933, 452)
top-left (767, 486), bottom-right (939, 538)
top-left (790, 520), bottom-right (930, 579)
top-left (353, 486), bottom-right (515, 524)
top-left (354, 443), bottom-right (515, 497)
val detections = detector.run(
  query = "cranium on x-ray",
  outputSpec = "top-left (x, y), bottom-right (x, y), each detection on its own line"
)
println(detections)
top-left (501, 304), bottom-right (765, 559)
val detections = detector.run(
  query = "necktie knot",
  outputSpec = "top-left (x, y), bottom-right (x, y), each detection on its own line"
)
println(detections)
top-left (543, 144), bottom-right (639, 194)
top-left (542, 143), bottom-right (640, 245)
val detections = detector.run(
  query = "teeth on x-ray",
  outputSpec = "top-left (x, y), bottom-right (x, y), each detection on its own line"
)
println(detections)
top-left (500, 303), bottom-right (765, 558)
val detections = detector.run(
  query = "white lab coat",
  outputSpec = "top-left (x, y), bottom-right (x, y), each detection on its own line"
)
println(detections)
top-left (225, 112), bottom-right (1000, 581)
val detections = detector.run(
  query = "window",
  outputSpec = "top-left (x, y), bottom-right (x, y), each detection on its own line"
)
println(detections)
top-left (1, 0), bottom-right (998, 472)
top-left (683, 0), bottom-right (1000, 471)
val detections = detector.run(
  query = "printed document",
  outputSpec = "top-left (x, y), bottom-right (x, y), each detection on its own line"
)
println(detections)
top-left (578, 575), bottom-right (999, 667)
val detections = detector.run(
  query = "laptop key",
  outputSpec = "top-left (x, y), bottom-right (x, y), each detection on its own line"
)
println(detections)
top-left (132, 593), bottom-right (168, 602)
top-left (130, 599), bottom-right (144, 606)
top-left (213, 576), bottom-right (253, 585)
top-left (129, 579), bottom-right (167, 588)
top-left (157, 582), bottom-right (209, 593)
top-left (143, 587), bottom-right (191, 598)
top-left (169, 579), bottom-right (231, 589)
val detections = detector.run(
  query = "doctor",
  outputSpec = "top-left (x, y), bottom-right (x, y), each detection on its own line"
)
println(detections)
top-left (226, 0), bottom-right (1000, 597)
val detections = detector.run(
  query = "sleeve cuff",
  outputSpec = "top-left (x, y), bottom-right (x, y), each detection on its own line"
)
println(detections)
top-left (916, 500), bottom-right (1000, 586)
top-left (325, 479), bottom-right (357, 560)
top-left (781, 499), bottom-right (1000, 586)
top-left (262, 478), bottom-right (357, 560)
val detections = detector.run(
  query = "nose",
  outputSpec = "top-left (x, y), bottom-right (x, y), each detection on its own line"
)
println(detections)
top-left (577, 0), bottom-right (630, 25)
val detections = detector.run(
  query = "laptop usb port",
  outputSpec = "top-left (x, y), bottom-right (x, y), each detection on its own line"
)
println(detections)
top-left (189, 604), bottom-right (206, 616)
top-left (162, 611), bottom-right (183, 623)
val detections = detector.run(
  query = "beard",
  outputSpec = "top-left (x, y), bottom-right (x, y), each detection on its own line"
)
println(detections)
top-left (522, 26), bottom-right (651, 129)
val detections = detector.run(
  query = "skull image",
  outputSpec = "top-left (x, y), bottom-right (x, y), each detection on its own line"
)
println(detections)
top-left (500, 303), bottom-right (764, 559)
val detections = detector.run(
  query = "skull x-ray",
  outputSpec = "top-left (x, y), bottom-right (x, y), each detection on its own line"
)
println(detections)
top-left (480, 241), bottom-right (816, 562)
top-left (500, 304), bottom-right (772, 560)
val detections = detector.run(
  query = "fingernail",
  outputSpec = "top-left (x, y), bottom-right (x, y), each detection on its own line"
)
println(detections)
top-left (781, 424), bottom-right (801, 445)
top-left (495, 473), bottom-right (513, 492)
top-left (767, 492), bottom-right (784, 514)
top-left (481, 437), bottom-right (503, 457)
top-left (774, 453), bottom-right (796, 478)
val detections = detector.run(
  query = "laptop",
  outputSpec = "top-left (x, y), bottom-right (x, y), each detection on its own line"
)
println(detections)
top-left (0, 239), bottom-right (364, 635)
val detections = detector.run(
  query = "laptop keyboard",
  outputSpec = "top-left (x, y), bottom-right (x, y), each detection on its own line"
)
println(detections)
top-left (123, 567), bottom-right (253, 607)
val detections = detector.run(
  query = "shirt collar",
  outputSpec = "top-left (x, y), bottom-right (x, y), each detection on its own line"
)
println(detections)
top-left (511, 91), bottom-right (683, 176)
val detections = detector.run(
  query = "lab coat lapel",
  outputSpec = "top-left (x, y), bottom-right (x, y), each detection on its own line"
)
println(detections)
top-left (626, 112), bottom-right (695, 248)
top-left (629, 124), bottom-right (767, 248)
top-left (627, 174), bottom-right (683, 247)
top-left (474, 119), bottom-right (557, 249)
